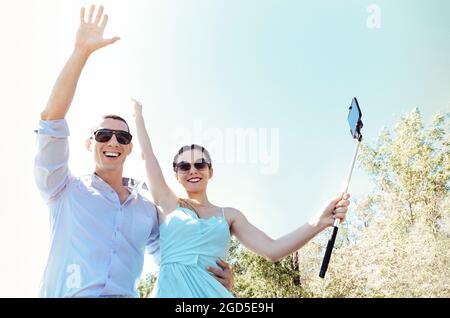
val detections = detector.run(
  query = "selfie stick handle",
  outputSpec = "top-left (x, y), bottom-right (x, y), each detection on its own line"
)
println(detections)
top-left (319, 140), bottom-right (360, 278)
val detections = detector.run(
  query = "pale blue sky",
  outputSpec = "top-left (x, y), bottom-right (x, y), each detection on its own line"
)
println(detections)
top-left (0, 0), bottom-right (449, 296)
top-left (123, 0), bottom-right (450, 233)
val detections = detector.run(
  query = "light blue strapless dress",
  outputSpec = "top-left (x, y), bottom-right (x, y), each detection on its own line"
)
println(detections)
top-left (151, 206), bottom-right (234, 298)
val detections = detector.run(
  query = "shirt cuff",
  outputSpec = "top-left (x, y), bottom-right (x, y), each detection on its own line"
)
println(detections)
top-left (35, 119), bottom-right (70, 138)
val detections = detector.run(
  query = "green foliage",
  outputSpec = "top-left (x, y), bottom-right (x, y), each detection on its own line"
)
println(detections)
top-left (301, 109), bottom-right (450, 297)
top-left (358, 108), bottom-right (449, 234)
top-left (137, 274), bottom-right (157, 298)
top-left (228, 239), bottom-right (311, 298)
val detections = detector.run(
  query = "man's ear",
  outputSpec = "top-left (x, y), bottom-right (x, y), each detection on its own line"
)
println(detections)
top-left (128, 142), bottom-right (133, 155)
top-left (85, 138), bottom-right (92, 152)
top-left (209, 167), bottom-right (214, 180)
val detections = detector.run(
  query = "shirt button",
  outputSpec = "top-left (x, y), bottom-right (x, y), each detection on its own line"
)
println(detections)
top-left (107, 274), bottom-right (111, 279)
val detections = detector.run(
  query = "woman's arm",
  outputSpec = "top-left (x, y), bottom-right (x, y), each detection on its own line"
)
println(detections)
top-left (133, 100), bottom-right (178, 214)
top-left (230, 194), bottom-right (350, 262)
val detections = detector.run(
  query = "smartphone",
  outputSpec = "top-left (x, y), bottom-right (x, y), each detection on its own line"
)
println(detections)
top-left (348, 97), bottom-right (363, 141)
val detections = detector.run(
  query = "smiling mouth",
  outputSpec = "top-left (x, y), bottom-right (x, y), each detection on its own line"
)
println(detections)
top-left (187, 177), bottom-right (202, 183)
top-left (103, 151), bottom-right (121, 159)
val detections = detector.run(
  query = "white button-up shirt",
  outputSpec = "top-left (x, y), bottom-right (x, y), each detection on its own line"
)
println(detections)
top-left (34, 119), bottom-right (159, 298)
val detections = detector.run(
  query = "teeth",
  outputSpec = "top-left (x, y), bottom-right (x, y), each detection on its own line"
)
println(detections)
top-left (104, 152), bottom-right (120, 157)
top-left (189, 178), bottom-right (201, 182)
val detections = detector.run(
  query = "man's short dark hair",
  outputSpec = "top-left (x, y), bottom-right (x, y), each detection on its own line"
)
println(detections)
top-left (102, 114), bottom-right (130, 132)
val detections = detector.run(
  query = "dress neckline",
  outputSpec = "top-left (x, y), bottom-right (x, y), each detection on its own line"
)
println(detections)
top-left (177, 205), bottom-right (225, 222)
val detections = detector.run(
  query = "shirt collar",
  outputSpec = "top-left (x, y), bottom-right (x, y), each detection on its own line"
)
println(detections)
top-left (87, 173), bottom-right (147, 200)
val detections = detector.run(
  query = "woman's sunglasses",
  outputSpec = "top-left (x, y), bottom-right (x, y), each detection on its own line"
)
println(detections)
top-left (92, 129), bottom-right (133, 145)
top-left (173, 159), bottom-right (211, 173)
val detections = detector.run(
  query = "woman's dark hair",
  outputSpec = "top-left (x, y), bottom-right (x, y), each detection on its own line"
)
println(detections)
top-left (173, 144), bottom-right (212, 172)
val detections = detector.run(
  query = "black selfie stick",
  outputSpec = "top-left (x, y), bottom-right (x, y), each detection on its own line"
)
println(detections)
top-left (319, 98), bottom-right (363, 278)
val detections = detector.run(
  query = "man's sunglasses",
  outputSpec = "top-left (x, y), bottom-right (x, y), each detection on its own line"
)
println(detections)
top-left (173, 159), bottom-right (211, 172)
top-left (92, 129), bottom-right (133, 145)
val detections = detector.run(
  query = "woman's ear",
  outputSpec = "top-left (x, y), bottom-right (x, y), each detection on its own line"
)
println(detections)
top-left (209, 167), bottom-right (214, 180)
top-left (85, 138), bottom-right (92, 152)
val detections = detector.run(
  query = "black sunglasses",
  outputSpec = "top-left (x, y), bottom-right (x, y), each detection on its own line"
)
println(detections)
top-left (92, 129), bottom-right (133, 145)
top-left (173, 159), bottom-right (211, 172)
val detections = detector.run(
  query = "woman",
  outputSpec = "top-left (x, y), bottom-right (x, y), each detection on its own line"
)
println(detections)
top-left (133, 100), bottom-right (350, 298)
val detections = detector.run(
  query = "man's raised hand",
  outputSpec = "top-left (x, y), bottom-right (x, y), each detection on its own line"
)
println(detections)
top-left (75, 5), bottom-right (120, 56)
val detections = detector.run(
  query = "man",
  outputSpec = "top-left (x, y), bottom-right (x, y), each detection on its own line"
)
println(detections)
top-left (34, 5), bottom-right (232, 298)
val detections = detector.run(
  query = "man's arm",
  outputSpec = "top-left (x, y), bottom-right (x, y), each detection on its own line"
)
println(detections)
top-left (207, 259), bottom-right (234, 292)
top-left (35, 5), bottom-right (119, 202)
top-left (41, 5), bottom-right (120, 120)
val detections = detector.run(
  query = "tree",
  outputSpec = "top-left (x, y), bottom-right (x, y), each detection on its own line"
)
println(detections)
top-left (228, 239), bottom-right (311, 298)
top-left (298, 108), bottom-right (450, 297)
top-left (357, 108), bottom-right (449, 235)
top-left (138, 274), bottom-right (157, 298)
